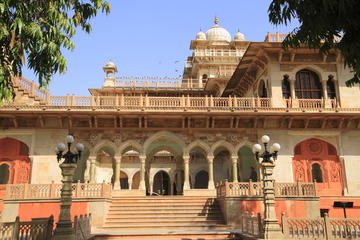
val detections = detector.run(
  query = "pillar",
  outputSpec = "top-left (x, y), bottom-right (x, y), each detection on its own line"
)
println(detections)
top-left (231, 155), bottom-right (238, 182)
top-left (207, 155), bottom-right (215, 190)
top-left (89, 156), bottom-right (96, 183)
top-left (183, 155), bottom-right (190, 190)
top-left (289, 79), bottom-right (295, 98)
top-left (261, 162), bottom-right (284, 239)
top-left (139, 155), bottom-right (146, 190)
top-left (53, 163), bottom-right (77, 240)
top-left (113, 156), bottom-right (121, 190)
top-left (84, 158), bottom-right (91, 182)
top-left (322, 80), bottom-right (328, 99)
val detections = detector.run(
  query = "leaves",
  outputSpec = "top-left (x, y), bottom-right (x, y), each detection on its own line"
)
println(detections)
top-left (0, 0), bottom-right (111, 102)
top-left (268, 0), bottom-right (360, 86)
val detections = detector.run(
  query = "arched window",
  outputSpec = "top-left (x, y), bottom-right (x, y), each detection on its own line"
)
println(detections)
top-left (327, 76), bottom-right (336, 99)
top-left (295, 70), bottom-right (322, 99)
top-left (282, 75), bottom-right (291, 99)
top-left (0, 164), bottom-right (10, 184)
top-left (202, 74), bottom-right (208, 84)
top-left (258, 80), bottom-right (267, 98)
top-left (311, 163), bottom-right (323, 183)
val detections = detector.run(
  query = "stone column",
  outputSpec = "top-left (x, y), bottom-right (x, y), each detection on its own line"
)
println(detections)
top-left (176, 169), bottom-right (182, 194)
top-left (53, 163), bottom-right (77, 240)
top-left (322, 80), bottom-right (328, 99)
top-left (139, 155), bottom-right (146, 190)
top-left (89, 156), bottom-right (96, 183)
top-left (207, 155), bottom-right (215, 190)
top-left (289, 79), bottom-right (295, 99)
top-left (113, 156), bottom-right (121, 190)
top-left (84, 158), bottom-right (91, 182)
top-left (231, 155), bottom-right (238, 182)
top-left (183, 155), bottom-right (190, 190)
top-left (261, 162), bottom-right (284, 239)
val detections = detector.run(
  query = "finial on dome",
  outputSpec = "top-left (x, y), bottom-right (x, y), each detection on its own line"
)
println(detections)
top-left (214, 16), bottom-right (219, 25)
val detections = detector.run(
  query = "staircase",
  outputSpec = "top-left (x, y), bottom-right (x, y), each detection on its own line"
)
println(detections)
top-left (95, 196), bottom-right (241, 240)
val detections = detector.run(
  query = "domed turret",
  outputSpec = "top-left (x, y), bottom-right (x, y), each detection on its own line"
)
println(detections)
top-left (196, 30), bottom-right (206, 40)
top-left (205, 16), bottom-right (231, 42)
top-left (234, 30), bottom-right (245, 41)
top-left (103, 60), bottom-right (118, 87)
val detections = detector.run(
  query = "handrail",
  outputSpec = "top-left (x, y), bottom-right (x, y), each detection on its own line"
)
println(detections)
top-left (216, 181), bottom-right (317, 198)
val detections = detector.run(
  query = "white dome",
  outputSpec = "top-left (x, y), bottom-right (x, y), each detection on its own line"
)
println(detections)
top-left (196, 30), bottom-right (206, 40)
top-left (205, 17), bottom-right (231, 42)
top-left (234, 30), bottom-right (245, 41)
top-left (105, 60), bottom-right (116, 68)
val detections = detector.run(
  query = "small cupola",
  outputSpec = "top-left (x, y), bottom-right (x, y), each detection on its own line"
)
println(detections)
top-left (103, 60), bottom-right (118, 87)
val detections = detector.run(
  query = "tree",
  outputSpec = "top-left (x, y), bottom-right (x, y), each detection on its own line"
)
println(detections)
top-left (268, 0), bottom-right (360, 86)
top-left (0, 0), bottom-right (110, 102)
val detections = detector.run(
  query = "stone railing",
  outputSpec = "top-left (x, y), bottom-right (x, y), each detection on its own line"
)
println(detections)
top-left (115, 77), bottom-right (202, 89)
top-left (285, 98), bottom-right (337, 109)
top-left (74, 214), bottom-right (93, 240)
top-left (216, 181), bottom-right (263, 198)
top-left (216, 181), bottom-right (317, 198)
top-left (0, 215), bottom-right (54, 240)
top-left (14, 77), bottom-right (50, 102)
top-left (239, 212), bottom-right (263, 238)
top-left (264, 32), bottom-right (288, 42)
top-left (5, 182), bottom-right (112, 200)
top-left (281, 213), bottom-right (360, 239)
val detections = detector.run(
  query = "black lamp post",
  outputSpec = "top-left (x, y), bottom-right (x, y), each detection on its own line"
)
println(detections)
top-left (252, 135), bottom-right (283, 239)
top-left (55, 135), bottom-right (84, 164)
top-left (252, 135), bottom-right (280, 163)
top-left (53, 135), bottom-right (84, 240)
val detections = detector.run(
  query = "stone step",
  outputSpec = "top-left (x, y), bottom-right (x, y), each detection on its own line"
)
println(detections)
top-left (104, 220), bottom-right (226, 226)
top-left (106, 212), bottom-right (223, 218)
top-left (94, 231), bottom-right (240, 240)
top-left (105, 216), bottom-right (224, 222)
top-left (101, 224), bottom-right (229, 231)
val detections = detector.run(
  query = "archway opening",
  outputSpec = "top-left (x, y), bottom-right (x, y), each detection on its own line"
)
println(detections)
top-left (194, 170), bottom-right (208, 189)
top-left (153, 170), bottom-right (170, 195)
top-left (0, 164), bottom-right (10, 184)
top-left (311, 163), bottom-right (323, 183)
top-left (238, 146), bottom-right (258, 182)
top-left (120, 171), bottom-right (129, 189)
top-left (96, 146), bottom-right (115, 183)
top-left (258, 79), bottom-right (267, 98)
top-left (132, 171), bottom-right (140, 189)
top-left (213, 147), bottom-right (231, 184)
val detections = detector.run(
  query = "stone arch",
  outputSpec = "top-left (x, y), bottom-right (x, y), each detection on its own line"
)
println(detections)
top-left (185, 140), bottom-right (211, 156)
top-left (73, 140), bottom-right (91, 182)
top-left (120, 170), bottom-right (129, 189)
top-left (118, 140), bottom-right (143, 155)
top-left (0, 137), bottom-right (31, 184)
top-left (143, 131), bottom-right (185, 158)
top-left (293, 138), bottom-right (342, 196)
top-left (234, 140), bottom-right (254, 155)
top-left (210, 140), bottom-right (235, 156)
top-left (288, 65), bottom-right (327, 81)
top-left (0, 163), bottom-right (10, 184)
top-left (152, 170), bottom-right (171, 195)
top-left (238, 146), bottom-right (258, 182)
top-left (92, 140), bottom-right (118, 156)
top-left (194, 170), bottom-right (209, 189)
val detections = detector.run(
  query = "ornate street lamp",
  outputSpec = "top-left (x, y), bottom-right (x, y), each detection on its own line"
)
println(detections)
top-left (252, 135), bottom-right (280, 163)
top-left (252, 135), bottom-right (283, 239)
top-left (53, 135), bottom-right (84, 240)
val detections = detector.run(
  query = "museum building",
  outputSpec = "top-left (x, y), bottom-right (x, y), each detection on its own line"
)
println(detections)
top-left (0, 18), bottom-right (360, 235)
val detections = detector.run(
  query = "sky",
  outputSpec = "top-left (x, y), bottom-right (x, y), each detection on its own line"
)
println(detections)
top-left (22, 0), bottom-right (299, 96)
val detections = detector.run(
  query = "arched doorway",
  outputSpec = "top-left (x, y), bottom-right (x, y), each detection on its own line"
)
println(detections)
top-left (293, 138), bottom-right (343, 196)
top-left (120, 171), bottom-right (129, 189)
top-left (295, 70), bottom-right (322, 99)
top-left (194, 170), bottom-right (208, 189)
top-left (238, 146), bottom-right (258, 182)
top-left (153, 171), bottom-right (170, 195)
top-left (0, 164), bottom-right (10, 184)
top-left (0, 138), bottom-right (31, 184)
top-left (132, 171), bottom-right (140, 189)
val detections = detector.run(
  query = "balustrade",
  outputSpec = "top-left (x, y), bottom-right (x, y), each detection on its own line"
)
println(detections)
top-left (216, 181), bottom-right (316, 198)
top-left (281, 213), bottom-right (360, 239)
top-left (5, 182), bottom-right (112, 200)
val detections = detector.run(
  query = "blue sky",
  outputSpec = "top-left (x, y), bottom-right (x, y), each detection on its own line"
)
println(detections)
top-left (22, 0), bottom-right (298, 96)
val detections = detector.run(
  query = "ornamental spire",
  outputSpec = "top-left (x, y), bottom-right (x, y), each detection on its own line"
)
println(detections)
top-left (214, 16), bottom-right (219, 25)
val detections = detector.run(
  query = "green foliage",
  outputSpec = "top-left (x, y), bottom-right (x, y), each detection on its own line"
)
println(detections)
top-left (0, 0), bottom-right (111, 102)
top-left (268, 0), bottom-right (360, 86)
